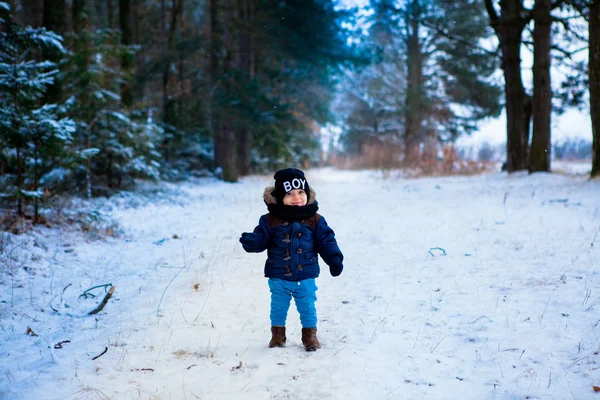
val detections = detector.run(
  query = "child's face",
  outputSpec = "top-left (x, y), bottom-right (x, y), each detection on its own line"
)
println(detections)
top-left (282, 189), bottom-right (308, 206)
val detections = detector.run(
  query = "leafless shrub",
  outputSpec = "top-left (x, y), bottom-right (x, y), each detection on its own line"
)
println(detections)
top-left (332, 141), bottom-right (498, 177)
top-left (332, 139), bottom-right (404, 172)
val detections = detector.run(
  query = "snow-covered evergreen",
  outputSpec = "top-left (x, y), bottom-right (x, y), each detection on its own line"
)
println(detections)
top-left (0, 9), bottom-right (75, 219)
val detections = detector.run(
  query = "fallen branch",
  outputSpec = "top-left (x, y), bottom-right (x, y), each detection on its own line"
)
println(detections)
top-left (88, 286), bottom-right (115, 315)
top-left (49, 295), bottom-right (60, 313)
top-left (79, 283), bottom-right (113, 299)
top-left (54, 340), bottom-right (71, 349)
top-left (92, 346), bottom-right (108, 360)
top-left (61, 283), bottom-right (72, 299)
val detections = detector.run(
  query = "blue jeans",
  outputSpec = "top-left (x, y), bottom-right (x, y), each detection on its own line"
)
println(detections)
top-left (268, 278), bottom-right (318, 328)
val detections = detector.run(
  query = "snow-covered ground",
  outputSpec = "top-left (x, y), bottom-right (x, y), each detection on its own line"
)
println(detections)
top-left (552, 160), bottom-right (594, 176)
top-left (1, 168), bottom-right (599, 400)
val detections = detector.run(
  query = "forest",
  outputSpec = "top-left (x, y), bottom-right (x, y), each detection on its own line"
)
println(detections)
top-left (1, 0), bottom-right (599, 228)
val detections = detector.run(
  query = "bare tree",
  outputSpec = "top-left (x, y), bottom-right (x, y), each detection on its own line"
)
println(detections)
top-left (485, 0), bottom-right (533, 172)
top-left (209, 0), bottom-right (238, 181)
top-left (119, 0), bottom-right (133, 108)
top-left (236, 0), bottom-right (254, 176)
top-left (163, 0), bottom-right (183, 123)
top-left (42, 0), bottom-right (66, 104)
top-left (403, 0), bottom-right (425, 167)
top-left (209, 0), bottom-right (221, 171)
top-left (72, 0), bottom-right (94, 198)
top-left (529, 0), bottom-right (553, 172)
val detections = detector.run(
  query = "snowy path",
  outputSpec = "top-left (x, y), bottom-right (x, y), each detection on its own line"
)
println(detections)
top-left (1, 169), bottom-right (600, 400)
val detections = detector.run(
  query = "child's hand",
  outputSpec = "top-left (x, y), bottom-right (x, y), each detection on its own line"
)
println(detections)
top-left (239, 232), bottom-right (257, 252)
top-left (329, 255), bottom-right (343, 277)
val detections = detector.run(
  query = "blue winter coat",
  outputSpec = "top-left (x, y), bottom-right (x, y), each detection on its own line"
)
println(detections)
top-left (240, 187), bottom-right (343, 281)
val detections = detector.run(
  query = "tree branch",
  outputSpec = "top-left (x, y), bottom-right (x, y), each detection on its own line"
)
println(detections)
top-left (88, 286), bottom-right (115, 315)
top-left (484, 0), bottom-right (499, 31)
top-left (555, 17), bottom-right (589, 42)
top-left (91, 346), bottom-right (108, 360)
top-left (420, 19), bottom-right (500, 57)
top-left (522, 40), bottom-right (588, 59)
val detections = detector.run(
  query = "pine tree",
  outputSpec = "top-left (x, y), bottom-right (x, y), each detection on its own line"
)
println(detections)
top-left (0, 3), bottom-right (75, 223)
top-left (66, 1), bottom-right (160, 195)
top-left (339, 0), bottom-right (407, 157)
top-left (204, 0), bottom-right (363, 176)
top-left (341, 0), bottom-right (502, 167)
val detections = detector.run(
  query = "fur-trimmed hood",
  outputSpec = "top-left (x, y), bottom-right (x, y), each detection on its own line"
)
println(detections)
top-left (263, 186), bottom-right (317, 205)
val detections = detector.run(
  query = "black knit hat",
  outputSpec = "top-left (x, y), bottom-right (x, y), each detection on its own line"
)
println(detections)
top-left (274, 168), bottom-right (310, 204)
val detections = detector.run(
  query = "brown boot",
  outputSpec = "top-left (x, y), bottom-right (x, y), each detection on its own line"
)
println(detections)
top-left (301, 328), bottom-right (321, 351)
top-left (269, 326), bottom-right (286, 348)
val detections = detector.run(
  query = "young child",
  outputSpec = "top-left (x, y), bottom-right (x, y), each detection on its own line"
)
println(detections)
top-left (239, 168), bottom-right (344, 351)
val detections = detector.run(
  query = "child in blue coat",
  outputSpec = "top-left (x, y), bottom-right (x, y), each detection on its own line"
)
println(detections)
top-left (240, 168), bottom-right (344, 351)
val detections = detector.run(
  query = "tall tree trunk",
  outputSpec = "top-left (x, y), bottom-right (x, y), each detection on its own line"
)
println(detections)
top-left (107, 0), bottom-right (114, 29)
top-left (42, 0), bottom-right (66, 37)
top-left (500, 13), bottom-right (529, 172)
top-left (119, 0), bottom-right (133, 108)
top-left (108, 153), bottom-right (113, 188)
top-left (236, 0), bottom-right (253, 176)
top-left (219, 0), bottom-right (237, 182)
top-left (33, 141), bottom-right (39, 223)
top-left (160, 0), bottom-right (183, 162)
top-left (176, 0), bottom-right (185, 132)
top-left (22, 0), bottom-right (43, 27)
top-left (10, 35), bottom-right (24, 216)
top-left (162, 0), bottom-right (182, 120)
top-left (42, 0), bottom-right (66, 105)
top-left (237, 129), bottom-right (252, 175)
top-left (178, 57), bottom-right (185, 127)
top-left (404, 2), bottom-right (424, 167)
top-left (218, 120), bottom-right (237, 182)
top-left (161, 0), bottom-right (168, 122)
top-left (486, 0), bottom-right (531, 172)
top-left (209, 0), bottom-right (237, 182)
top-left (16, 146), bottom-right (23, 216)
top-left (73, 0), bottom-right (93, 198)
top-left (529, 0), bottom-right (552, 173)
top-left (72, 0), bottom-right (87, 33)
top-left (209, 0), bottom-right (223, 171)
top-left (591, 0), bottom-right (600, 178)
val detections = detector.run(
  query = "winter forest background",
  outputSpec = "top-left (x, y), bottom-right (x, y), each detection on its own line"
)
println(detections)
top-left (1, 1), bottom-right (600, 399)
top-left (0, 0), bottom-right (599, 231)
